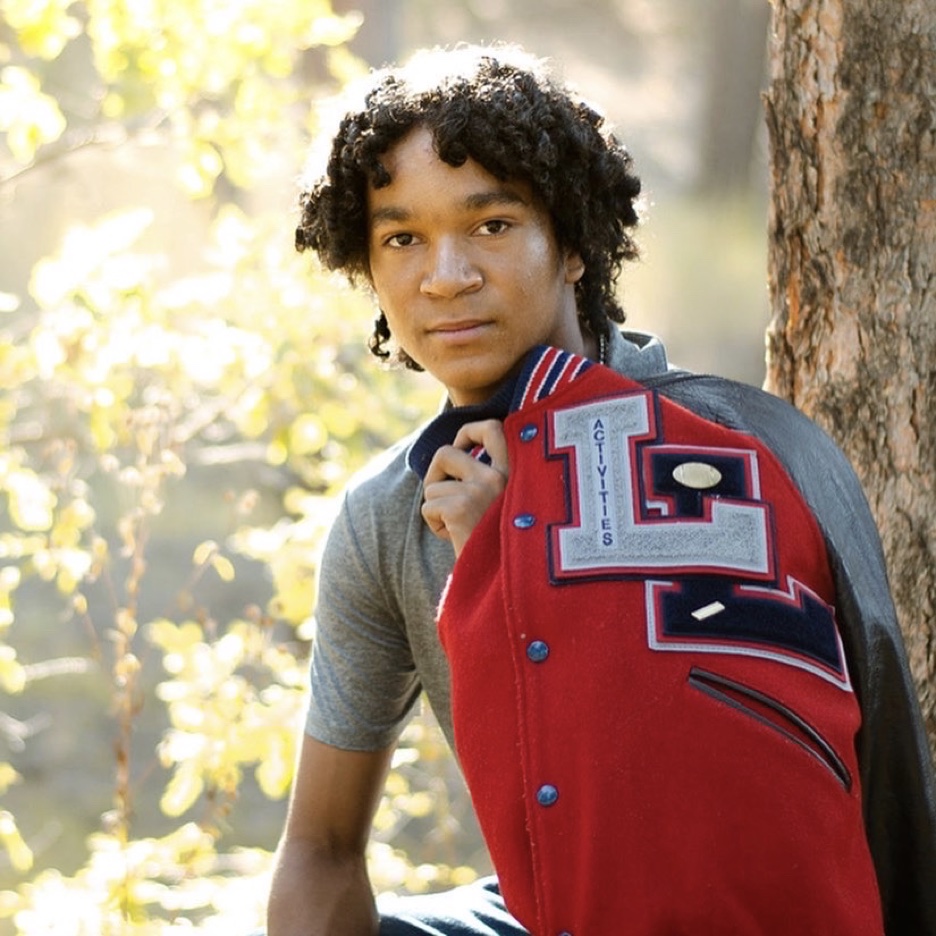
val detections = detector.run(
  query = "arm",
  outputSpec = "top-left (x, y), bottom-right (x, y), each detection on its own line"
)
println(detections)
top-left (421, 419), bottom-right (509, 556)
top-left (267, 732), bottom-right (395, 936)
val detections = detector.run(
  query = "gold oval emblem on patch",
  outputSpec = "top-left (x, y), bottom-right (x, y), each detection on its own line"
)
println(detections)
top-left (673, 461), bottom-right (722, 490)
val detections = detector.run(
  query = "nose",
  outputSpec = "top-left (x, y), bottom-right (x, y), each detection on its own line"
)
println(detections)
top-left (420, 238), bottom-right (483, 299)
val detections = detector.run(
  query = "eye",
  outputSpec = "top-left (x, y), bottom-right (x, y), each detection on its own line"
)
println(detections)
top-left (384, 232), bottom-right (416, 248)
top-left (476, 218), bottom-right (511, 236)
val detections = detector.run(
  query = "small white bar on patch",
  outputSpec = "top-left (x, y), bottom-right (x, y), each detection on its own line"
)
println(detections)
top-left (692, 601), bottom-right (726, 621)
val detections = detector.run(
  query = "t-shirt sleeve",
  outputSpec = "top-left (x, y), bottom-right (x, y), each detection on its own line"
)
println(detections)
top-left (304, 491), bottom-right (422, 751)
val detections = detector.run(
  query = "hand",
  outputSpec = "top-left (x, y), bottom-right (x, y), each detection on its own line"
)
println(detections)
top-left (421, 419), bottom-right (509, 557)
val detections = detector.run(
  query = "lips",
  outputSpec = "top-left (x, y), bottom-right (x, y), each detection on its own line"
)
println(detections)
top-left (427, 319), bottom-right (495, 343)
top-left (429, 318), bottom-right (490, 333)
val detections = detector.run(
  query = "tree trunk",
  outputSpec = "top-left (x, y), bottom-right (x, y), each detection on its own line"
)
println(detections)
top-left (764, 0), bottom-right (936, 748)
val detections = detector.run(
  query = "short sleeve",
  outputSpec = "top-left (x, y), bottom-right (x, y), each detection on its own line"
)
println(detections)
top-left (304, 491), bottom-right (422, 751)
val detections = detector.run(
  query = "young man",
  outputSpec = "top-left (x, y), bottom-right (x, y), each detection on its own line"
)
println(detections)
top-left (267, 45), bottom-right (936, 936)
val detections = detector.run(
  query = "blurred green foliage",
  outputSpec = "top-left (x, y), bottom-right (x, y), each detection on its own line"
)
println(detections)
top-left (0, 1), bottom-right (474, 931)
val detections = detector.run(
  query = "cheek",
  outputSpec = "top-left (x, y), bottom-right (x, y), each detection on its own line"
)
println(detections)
top-left (381, 307), bottom-right (411, 344)
top-left (370, 265), bottom-right (410, 318)
top-left (517, 236), bottom-right (572, 302)
top-left (523, 228), bottom-right (559, 270)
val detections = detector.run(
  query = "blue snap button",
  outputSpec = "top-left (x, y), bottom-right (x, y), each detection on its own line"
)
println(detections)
top-left (519, 424), bottom-right (538, 442)
top-left (536, 784), bottom-right (559, 807)
top-left (513, 514), bottom-right (536, 529)
top-left (527, 640), bottom-right (550, 663)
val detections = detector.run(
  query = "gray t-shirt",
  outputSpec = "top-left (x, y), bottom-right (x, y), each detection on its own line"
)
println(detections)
top-left (305, 330), bottom-right (669, 752)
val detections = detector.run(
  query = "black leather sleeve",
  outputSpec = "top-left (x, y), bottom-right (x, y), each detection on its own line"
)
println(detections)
top-left (651, 372), bottom-right (936, 936)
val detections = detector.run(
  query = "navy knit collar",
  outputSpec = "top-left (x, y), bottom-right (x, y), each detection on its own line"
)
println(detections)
top-left (407, 345), bottom-right (594, 479)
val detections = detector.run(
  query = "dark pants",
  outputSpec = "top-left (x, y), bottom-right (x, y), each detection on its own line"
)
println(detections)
top-left (253, 878), bottom-right (528, 935)
top-left (377, 878), bottom-right (528, 935)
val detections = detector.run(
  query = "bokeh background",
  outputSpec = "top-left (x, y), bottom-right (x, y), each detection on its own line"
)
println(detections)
top-left (3, 0), bottom-right (773, 382)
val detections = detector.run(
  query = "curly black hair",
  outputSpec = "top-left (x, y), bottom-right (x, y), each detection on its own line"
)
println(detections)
top-left (296, 44), bottom-right (642, 368)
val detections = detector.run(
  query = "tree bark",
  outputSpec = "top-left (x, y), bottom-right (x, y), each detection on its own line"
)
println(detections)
top-left (764, 0), bottom-right (936, 747)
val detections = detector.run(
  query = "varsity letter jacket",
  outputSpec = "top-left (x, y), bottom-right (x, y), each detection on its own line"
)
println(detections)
top-left (417, 346), bottom-right (886, 935)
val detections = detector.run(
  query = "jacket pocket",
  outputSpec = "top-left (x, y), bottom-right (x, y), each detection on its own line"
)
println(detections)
top-left (687, 666), bottom-right (852, 790)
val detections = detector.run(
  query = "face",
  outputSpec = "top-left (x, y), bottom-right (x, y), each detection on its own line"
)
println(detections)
top-left (366, 127), bottom-right (587, 406)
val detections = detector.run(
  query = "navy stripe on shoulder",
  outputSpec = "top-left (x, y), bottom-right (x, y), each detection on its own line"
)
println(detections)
top-left (407, 345), bottom-right (595, 478)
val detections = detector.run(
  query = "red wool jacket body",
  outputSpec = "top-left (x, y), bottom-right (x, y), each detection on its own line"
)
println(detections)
top-left (431, 346), bottom-right (884, 935)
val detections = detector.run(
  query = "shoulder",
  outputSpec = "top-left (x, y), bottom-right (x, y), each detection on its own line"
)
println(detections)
top-left (650, 372), bottom-right (866, 511)
top-left (650, 371), bottom-right (838, 453)
top-left (650, 372), bottom-right (897, 632)
top-left (322, 426), bottom-right (427, 574)
top-left (344, 429), bottom-right (423, 504)
top-left (315, 429), bottom-right (425, 623)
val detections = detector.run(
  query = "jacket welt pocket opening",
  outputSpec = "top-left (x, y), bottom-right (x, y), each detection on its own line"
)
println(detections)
top-left (687, 666), bottom-right (852, 791)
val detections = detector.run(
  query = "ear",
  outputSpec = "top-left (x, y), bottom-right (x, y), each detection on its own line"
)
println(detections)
top-left (564, 251), bottom-right (585, 285)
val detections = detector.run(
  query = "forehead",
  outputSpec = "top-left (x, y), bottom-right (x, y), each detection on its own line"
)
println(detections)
top-left (374, 126), bottom-right (444, 180)
top-left (366, 126), bottom-right (532, 219)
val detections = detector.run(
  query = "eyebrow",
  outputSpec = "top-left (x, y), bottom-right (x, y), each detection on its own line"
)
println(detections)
top-left (369, 189), bottom-right (529, 228)
top-left (464, 190), bottom-right (528, 211)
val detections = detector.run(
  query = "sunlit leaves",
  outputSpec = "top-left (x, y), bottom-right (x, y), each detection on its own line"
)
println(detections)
top-left (79, 0), bottom-right (363, 194)
top-left (192, 541), bottom-right (235, 583)
top-left (0, 646), bottom-right (25, 694)
top-left (31, 545), bottom-right (92, 594)
top-left (18, 199), bottom-right (430, 491)
top-left (176, 139), bottom-right (223, 199)
top-left (1, 0), bottom-right (363, 189)
top-left (0, 812), bottom-right (32, 873)
top-left (0, 568), bottom-right (19, 631)
top-left (0, 764), bottom-right (20, 796)
top-left (149, 617), bottom-right (306, 816)
top-left (0, 0), bottom-right (82, 60)
top-left (0, 66), bottom-right (66, 163)
top-left (85, 0), bottom-right (360, 91)
top-left (30, 208), bottom-right (156, 311)
top-left (0, 824), bottom-right (271, 933)
top-left (368, 841), bottom-right (479, 900)
top-left (288, 413), bottom-right (329, 457)
top-left (49, 498), bottom-right (95, 549)
top-left (230, 490), bottom-right (337, 629)
top-left (1, 462), bottom-right (55, 532)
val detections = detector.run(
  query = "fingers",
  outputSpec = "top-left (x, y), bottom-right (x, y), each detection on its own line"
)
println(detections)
top-left (451, 420), bottom-right (509, 479)
top-left (421, 476), bottom-right (503, 554)
top-left (423, 419), bottom-right (509, 486)
top-left (423, 446), bottom-right (478, 489)
top-left (420, 481), bottom-right (458, 540)
top-left (421, 420), bottom-right (510, 556)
